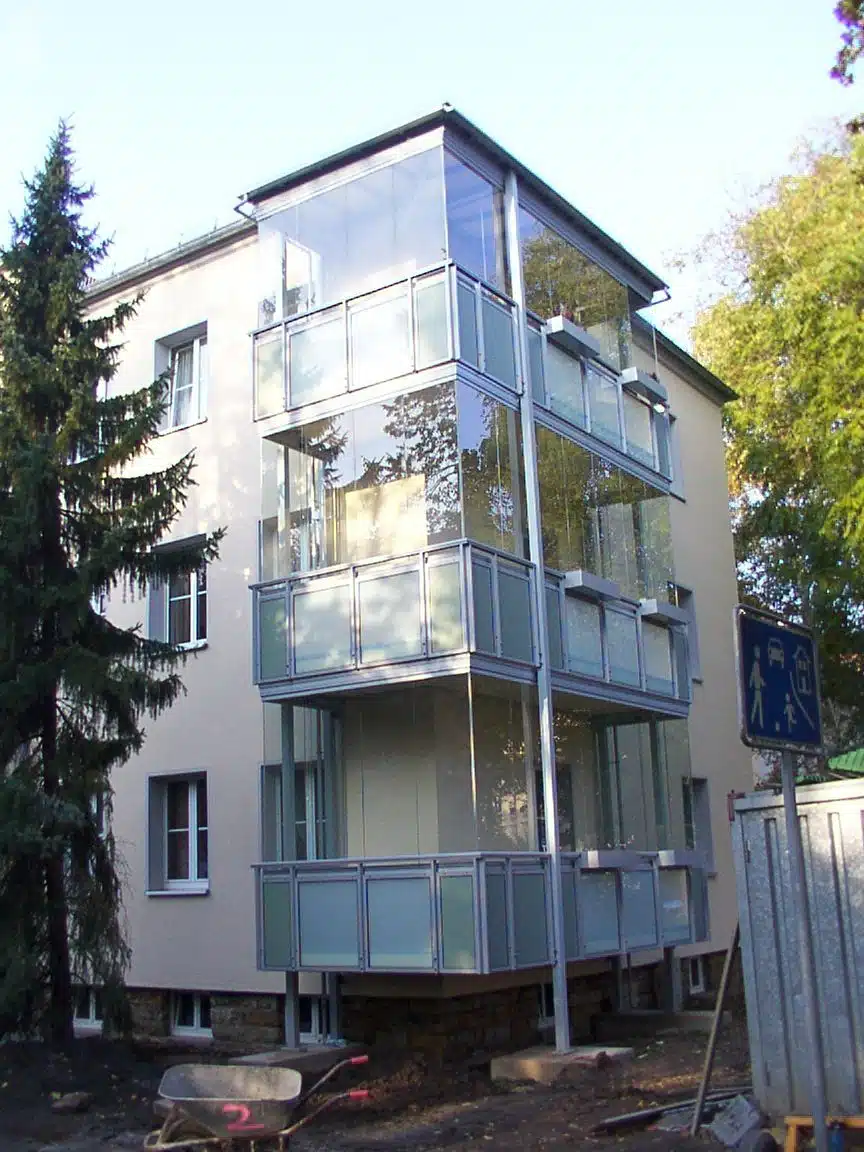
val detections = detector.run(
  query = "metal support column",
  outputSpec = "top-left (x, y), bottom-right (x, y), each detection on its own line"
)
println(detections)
top-left (280, 704), bottom-right (300, 1048)
top-left (504, 170), bottom-right (571, 1052)
top-left (781, 751), bottom-right (827, 1152)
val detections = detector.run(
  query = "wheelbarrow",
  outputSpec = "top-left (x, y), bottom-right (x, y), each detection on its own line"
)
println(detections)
top-left (144, 1053), bottom-right (369, 1149)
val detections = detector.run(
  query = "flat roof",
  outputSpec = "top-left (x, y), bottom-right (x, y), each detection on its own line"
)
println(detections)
top-left (240, 106), bottom-right (668, 300)
top-left (632, 314), bottom-right (736, 405)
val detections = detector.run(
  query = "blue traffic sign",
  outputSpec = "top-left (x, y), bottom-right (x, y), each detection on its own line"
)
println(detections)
top-left (735, 607), bottom-right (822, 752)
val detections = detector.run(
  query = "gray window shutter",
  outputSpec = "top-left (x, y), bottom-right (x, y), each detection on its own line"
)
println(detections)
top-left (148, 578), bottom-right (167, 642)
top-left (147, 780), bottom-right (164, 891)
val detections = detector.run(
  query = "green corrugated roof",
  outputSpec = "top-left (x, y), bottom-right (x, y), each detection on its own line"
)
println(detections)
top-left (827, 747), bottom-right (864, 776)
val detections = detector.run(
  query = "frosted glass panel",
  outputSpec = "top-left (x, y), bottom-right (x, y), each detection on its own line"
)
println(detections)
top-left (259, 596), bottom-right (287, 680)
top-left (565, 596), bottom-right (603, 678)
top-left (643, 622), bottom-right (674, 695)
top-left (498, 567), bottom-right (532, 662)
top-left (606, 610), bottom-right (640, 686)
top-left (254, 329), bottom-right (284, 419)
top-left (545, 586), bottom-right (564, 670)
top-left (429, 559), bottom-right (464, 652)
top-left (297, 879), bottom-right (359, 967)
top-left (440, 874), bottom-right (476, 970)
top-left (546, 343), bottom-right (586, 428)
top-left (349, 284), bottom-right (411, 388)
top-left (457, 280), bottom-right (479, 366)
top-left (621, 870), bottom-right (658, 949)
top-left (293, 582), bottom-right (352, 673)
top-left (482, 293), bottom-right (516, 386)
top-left (623, 390), bottom-right (654, 467)
top-left (585, 365), bottom-right (621, 446)
top-left (659, 869), bottom-right (690, 944)
top-left (289, 308), bottom-right (346, 407)
top-left (486, 871), bottom-right (509, 969)
top-left (367, 877), bottom-right (433, 968)
top-left (261, 879), bottom-right (293, 968)
top-left (581, 870), bottom-right (619, 954)
top-left (359, 570), bottom-right (422, 663)
top-left (415, 273), bottom-right (449, 367)
top-left (513, 872), bottom-right (549, 967)
top-left (472, 561), bottom-right (495, 653)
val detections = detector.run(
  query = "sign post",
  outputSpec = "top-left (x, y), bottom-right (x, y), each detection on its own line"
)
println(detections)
top-left (734, 606), bottom-right (826, 1152)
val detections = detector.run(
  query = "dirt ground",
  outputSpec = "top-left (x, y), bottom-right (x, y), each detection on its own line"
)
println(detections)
top-left (0, 1016), bottom-right (751, 1152)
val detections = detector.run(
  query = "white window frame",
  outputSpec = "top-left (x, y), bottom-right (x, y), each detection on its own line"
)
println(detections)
top-left (157, 326), bottom-right (208, 433)
top-left (167, 563), bottom-right (208, 649)
top-left (688, 955), bottom-right (706, 995)
top-left (163, 776), bottom-right (208, 893)
top-left (73, 986), bottom-right (103, 1034)
top-left (171, 991), bottom-right (212, 1038)
top-left (298, 994), bottom-right (328, 1044)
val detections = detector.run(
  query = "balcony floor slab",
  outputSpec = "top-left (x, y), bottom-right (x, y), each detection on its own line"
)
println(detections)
top-left (490, 1044), bottom-right (634, 1086)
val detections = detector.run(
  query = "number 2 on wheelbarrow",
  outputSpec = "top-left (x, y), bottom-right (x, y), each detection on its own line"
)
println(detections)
top-left (221, 1103), bottom-right (266, 1132)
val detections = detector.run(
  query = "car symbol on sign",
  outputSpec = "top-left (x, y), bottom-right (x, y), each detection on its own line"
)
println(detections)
top-left (767, 639), bottom-right (785, 668)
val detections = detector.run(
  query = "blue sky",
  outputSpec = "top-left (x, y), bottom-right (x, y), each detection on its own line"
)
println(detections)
top-left (1, 0), bottom-right (859, 345)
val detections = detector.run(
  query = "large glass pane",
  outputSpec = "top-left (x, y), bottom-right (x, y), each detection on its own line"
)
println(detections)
top-left (349, 284), bottom-right (411, 388)
top-left (545, 585), bottom-right (564, 671)
top-left (536, 428), bottom-right (596, 574)
top-left (293, 582), bottom-right (352, 673)
top-left (472, 686), bottom-right (530, 849)
top-left (458, 384), bottom-right (526, 556)
top-left (545, 343), bottom-right (586, 428)
top-left (445, 154), bottom-right (507, 290)
top-left (643, 621), bottom-right (674, 694)
top-left (428, 558), bottom-right (464, 653)
top-left (553, 708), bottom-right (600, 850)
top-left (498, 565), bottom-right (533, 663)
top-left (623, 389), bottom-right (655, 467)
top-left (635, 493), bottom-right (673, 601)
top-left (254, 329), bottom-right (284, 419)
top-left (597, 466), bottom-right (639, 597)
top-left (289, 308), bottom-right (346, 407)
top-left (440, 874), bottom-right (476, 970)
top-left (606, 609), bottom-right (640, 686)
top-left (457, 279), bottom-right (479, 366)
top-left (268, 148), bottom-right (446, 318)
top-left (614, 723), bottom-right (653, 847)
top-left (259, 596), bottom-right (287, 680)
top-left (414, 272), bottom-right (449, 367)
top-left (472, 560), bottom-right (495, 653)
top-left (585, 365), bottom-right (622, 447)
top-left (481, 292), bottom-right (516, 387)
top-left (358, 569), bottom-right (422, 663)
top-left (519, 207), bottom-right (632, 370)
top-left (564, 596), bottom-right (603, 678)
top-left (367, 877), bottom-right (433, 969)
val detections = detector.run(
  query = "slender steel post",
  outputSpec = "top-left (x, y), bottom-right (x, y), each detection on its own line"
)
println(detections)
top-left (281, 704), bottom-right (301, 1048)
top-left (781, 750), bottom-right (828, 1152)
top-left (504, 170), bottom-right (570, 1052)
top-left (690, 922), bottom-right (740, 1136)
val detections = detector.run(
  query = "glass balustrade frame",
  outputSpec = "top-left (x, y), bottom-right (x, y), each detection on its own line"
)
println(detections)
top-left (254, 850), bottom-right (707, 974)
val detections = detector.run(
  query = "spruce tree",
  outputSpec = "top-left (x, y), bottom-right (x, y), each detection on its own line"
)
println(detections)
top-left (0, 125), bottom-right (222, 1045)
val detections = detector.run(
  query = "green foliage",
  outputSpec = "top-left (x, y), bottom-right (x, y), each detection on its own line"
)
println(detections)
top-left (692, 135), bottom-right (864, 753)
top-left (0, 124), bottom-right (223, 1044)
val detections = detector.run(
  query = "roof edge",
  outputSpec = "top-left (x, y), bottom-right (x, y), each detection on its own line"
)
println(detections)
top-left (632, 314), bottom-right (736, 405)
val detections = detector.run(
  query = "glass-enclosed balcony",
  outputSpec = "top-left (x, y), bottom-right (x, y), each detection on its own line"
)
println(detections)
top-left (253, 542), bottom-right (536, 690)
top-left (254, 262), bottom-right (521, 419)
top-left (253, 850), bottom-right (708, 974)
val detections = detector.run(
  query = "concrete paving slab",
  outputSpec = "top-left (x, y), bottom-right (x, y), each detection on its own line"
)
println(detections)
top-left (231, 1042), bottom-right (366, 1076)
top-left (491, 1044), bottom-right (634, 1086)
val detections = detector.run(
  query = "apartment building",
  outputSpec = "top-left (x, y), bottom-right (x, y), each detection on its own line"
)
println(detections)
top-left (84, 108), bottom-right (752, 1054)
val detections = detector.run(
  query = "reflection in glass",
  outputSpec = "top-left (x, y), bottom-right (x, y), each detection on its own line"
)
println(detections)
top-left (293, 582), bottom-right (352, 672)
top-left (428, 559), bottom-right (464, 652)
top-left (254, 329), bottom-right (284, 418)
top-left (414, 273), bottom-right (449, 367)
top-left (545, 343), bottom-right (586, 427)
top-left (565, 596), bottom-right (603, 678)
top-left (606, 610), bottom-right (640, 686)
top-left (262, 385), bottom-right (460, 577)
top-left (349, 284), bottom-right (411, 388)
top-left (519, 207), bottom-right (632, 370)
top-left (536, 427), bottom-right (672, 599)
top-left (445, 154), bottom-right (507, 290)
top-left (545, 586), bottom-right (564, 670)
top-left (289, 309), bottom-right (346, 407)
top-left (526, 322), bottom-right (544, 404)
top-left (553, 708), bottom-right (600, 850)
top-left (472, 560), bottom-right (495, 653)
top-left (359, 569), bottom-right (422, 663)
top-left (260, 149), bottom-right (446, 319)
top-left (471, 687), bottom-right (530, 849)
top-left (459, 384), bottom-right (526, 556)
top-left (259, 596), bottom-right (287, 680)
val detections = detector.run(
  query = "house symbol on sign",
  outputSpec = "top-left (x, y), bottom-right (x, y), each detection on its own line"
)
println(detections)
top-left (793, 645), bottom-right (813, 697)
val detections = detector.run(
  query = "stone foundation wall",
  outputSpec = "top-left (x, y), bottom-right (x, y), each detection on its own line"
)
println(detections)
top-left (210, 993), bottom-right (282, 1047)
top-left (127, 988), bottom-right (170, 1036)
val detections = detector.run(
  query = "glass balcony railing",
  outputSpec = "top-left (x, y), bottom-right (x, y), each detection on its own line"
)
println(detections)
top-left (544, 574), bottom-right (690, 702)
top-left (252, 542), bottom-right (536, 685)
top-left (254, 850), bottom-right (708, 974)
top-left (253, 264), bottom-right (520, 419)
